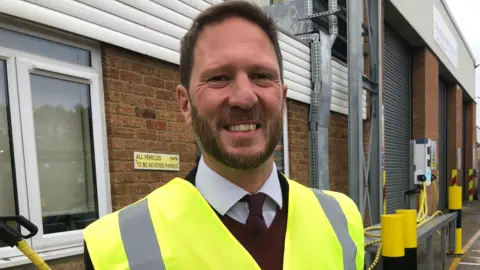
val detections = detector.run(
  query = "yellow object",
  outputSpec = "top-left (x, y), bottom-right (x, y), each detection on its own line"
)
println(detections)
top-left (469, 169), bottom-right (473, 201)
top-left (83, 177), bottom-right (365, 270)
top-left (381, 214), bottom-right (405, 257)
top-left (16, 240), bottom-right (51, 270)
top-left (133, 152), bottom-right (180, 171)
top-left (455, 228), bottom-right (463, 255)
top-left (449, 186), bottom-right (462, 210)
top-left (452, 169), bottom-right (457, 186)
top-left (382, 170), bottom-right (386, 215)
top-left (396, 210), bottom-right (417, 248)
top-left (367, 244), bottom-right (381, 270)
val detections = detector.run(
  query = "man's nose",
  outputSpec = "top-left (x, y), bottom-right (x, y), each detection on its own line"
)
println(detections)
top-left (228, 73), bottom-right (258, 109)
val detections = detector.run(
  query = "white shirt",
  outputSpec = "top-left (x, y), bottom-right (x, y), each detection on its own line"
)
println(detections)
top-left (195, 156), bottom-right (283, 227)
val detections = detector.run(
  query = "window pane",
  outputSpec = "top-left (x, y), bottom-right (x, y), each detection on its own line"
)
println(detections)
top-left (0, 60), bottom-right (19, 247)
top-left (30, 74), bottom-right (98, 234)
top-left (0, 28), bottom-right (91, 66)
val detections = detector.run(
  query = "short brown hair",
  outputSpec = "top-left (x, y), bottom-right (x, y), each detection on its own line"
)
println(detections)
top-left (179, 0), bottom-right (284, 91)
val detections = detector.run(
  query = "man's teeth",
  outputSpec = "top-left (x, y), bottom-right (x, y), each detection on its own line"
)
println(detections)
top-left (227, 124), bottom-right (258, 132)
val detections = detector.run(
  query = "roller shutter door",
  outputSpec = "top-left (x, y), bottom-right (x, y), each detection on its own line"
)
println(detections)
top-left (384, 24), bottom-right (411, 213)
top-left (438, 80), bottom-right (448, 209)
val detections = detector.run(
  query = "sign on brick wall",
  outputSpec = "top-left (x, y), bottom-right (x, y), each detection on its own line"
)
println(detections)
top-left (134, 152), bottom-right (180, 171)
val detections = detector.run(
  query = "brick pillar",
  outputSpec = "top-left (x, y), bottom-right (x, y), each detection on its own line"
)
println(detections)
top-left (447, 85), bottom-right (463, 189)
top-left (464, 100), bottom-right (477, 199)
top-left (411, 47), bottom-right (439, 213)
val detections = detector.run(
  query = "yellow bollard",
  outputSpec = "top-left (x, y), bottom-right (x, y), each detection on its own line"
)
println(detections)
top-left (396, 210), bottom-right (417, 270)
top-left (449, 186), bottom-right (463, 255)
top-left (381, 214), bottom-right (405, 270)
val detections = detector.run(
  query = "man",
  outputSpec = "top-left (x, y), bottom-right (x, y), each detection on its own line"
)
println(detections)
top-left (83, 1), bottom-right (364, 269)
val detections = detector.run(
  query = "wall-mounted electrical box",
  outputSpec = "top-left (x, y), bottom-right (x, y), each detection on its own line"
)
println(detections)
top-left (412, 138), bottom-right (432, 186)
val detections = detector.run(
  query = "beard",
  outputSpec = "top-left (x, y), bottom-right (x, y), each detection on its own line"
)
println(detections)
top-left (190, 103), bottom-right (283, 170)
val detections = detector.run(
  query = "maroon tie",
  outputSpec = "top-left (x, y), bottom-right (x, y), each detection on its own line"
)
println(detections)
top-left (245, 193), bottom-right (268, 233)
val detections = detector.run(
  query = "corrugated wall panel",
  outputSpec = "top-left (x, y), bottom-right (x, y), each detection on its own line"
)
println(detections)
top-left (278, 32), bottom-right (312, 104)
top-left (331, 58), bottom-right (367, 119)
top-left (384, 24), bottom-right (411, 213)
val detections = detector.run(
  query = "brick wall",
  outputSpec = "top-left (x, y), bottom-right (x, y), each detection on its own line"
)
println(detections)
top-left (287, 99), bottom-right (310, 186)
top-left (447, 85), bottom-right (463, 188)
top-left (103, 44), bottom-right (198, 211)
top-left (411, 47), bottom-right (439, 214)
top-left (328, 112), bottom-right (371, 196)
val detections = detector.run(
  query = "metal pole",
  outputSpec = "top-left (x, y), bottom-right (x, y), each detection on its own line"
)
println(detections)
top-left (366, 0), bottom-right (383, 224)
top-left (347, 0), bottom-right (364, 208)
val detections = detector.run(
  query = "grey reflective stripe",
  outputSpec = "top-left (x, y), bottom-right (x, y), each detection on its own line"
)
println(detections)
top-left (312, 189), bottom-right (357, 270)
top-left (118, 198), bottom-right (165, 270)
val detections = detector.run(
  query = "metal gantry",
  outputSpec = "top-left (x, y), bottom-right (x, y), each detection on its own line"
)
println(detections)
top-left (294, 0), bottom-right (383, 224)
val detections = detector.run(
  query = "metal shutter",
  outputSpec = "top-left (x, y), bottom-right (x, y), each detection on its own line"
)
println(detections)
top-left (384, 24), bottom-right (411, 213)
top-left (438, 80), bottom-right (448, 210)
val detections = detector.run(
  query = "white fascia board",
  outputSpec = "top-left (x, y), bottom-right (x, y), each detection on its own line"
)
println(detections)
top-left (287, 90), bottom-right (311, 104)
top-left (24, 0), bottom-right (181, 51)
top-left (1, 0), bottom-right (180, 65)
top-left (117, 0), bottom-right (192, 29)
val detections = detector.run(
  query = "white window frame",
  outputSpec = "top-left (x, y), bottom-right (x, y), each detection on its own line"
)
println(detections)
top-left (0, 16), bottom-right (111, 268)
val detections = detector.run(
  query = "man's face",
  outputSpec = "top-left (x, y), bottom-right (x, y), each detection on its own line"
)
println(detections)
top-left (178, 17), bottom-right (287, 170)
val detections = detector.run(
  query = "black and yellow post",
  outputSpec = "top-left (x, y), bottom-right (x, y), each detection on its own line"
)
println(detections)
top-left (396, 209), bottom-right (417, 270)
top-left (449, 186), bottom-right (463, 255)
top-left (381, 214), bottom-right (405, 269)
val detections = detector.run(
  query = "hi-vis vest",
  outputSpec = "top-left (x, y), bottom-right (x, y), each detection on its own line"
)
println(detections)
top-left (83, 177), bottom-right (364, 270)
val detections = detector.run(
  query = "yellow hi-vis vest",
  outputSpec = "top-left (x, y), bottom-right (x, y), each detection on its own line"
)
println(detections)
top-left (83, 177), bottom-right (364, 270)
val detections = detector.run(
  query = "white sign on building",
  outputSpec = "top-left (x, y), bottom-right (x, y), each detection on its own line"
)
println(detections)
top-left (433, 5), bottom-right (458, 68)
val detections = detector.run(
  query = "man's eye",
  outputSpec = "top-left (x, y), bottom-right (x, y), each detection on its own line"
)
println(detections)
top-left (208, 75), bottom-right (229, 82)
top-left (251, 73), bottom-right (272, 80)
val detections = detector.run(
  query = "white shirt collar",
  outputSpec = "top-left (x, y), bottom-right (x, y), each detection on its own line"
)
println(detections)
top-left (195, 156), bottom-right (283, 216)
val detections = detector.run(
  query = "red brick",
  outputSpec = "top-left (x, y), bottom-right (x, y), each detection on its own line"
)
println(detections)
top-left (107, 91), bottom-right (121, 102)
top-left (132, 62), bottom-right (155, 75)
top-left (156, 90), bottom-right (176, 101)
top-left (145, 76), bottom-right (165, 88)
top-left (108, 138), bottom-right (124, 149)
top-left (120, 70), bottom-right (143, 84)
top-left (118, 104), bottom-right (135, 116)
top-left (106, 103), bottom-right (119, 114)
top-left (121, 93), bottom-right (144, 106)
top-left (131, 83), bottom-right (156, 97)
top-left (146, 119), bottom-right (167, 130)
top-left (105, 78), bottom-right (126, 93)
top-left (145, 98), bottom-right (167, 110)
top-left (159, 69), bottom-right (175, 81)
top-left (164, 81), bottom-right (177, 92)
top-left (110, 172), bottom-right (137, 184)
top-left (136, 130), bottom-right (158, 140)
top-left (135, 107), bottom-right (156, 119)
top-left (156, 110), bottom-right (177, 122)
top-left (108, 127), bottom-right (135, 139)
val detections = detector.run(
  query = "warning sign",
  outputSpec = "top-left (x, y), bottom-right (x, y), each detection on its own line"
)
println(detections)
top-left (134, 152), bottom-right (180, 171)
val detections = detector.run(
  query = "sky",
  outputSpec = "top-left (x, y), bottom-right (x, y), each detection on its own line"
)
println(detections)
top-left (444, 0), bottom-right (480, 127)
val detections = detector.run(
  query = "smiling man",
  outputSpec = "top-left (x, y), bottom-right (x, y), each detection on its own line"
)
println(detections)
top-left (82, 1), bottom-right (364, 269)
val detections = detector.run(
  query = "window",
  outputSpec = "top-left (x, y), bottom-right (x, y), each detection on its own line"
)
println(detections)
top-left (0, 20), bottom-right (109, 265)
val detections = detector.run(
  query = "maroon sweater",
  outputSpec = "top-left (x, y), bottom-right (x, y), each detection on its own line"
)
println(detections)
top-left (218, 203), bottom-right (288, 270)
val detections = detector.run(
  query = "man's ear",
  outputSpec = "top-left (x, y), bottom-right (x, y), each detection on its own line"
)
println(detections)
top-left (282, 83), bottom-right (288, 114)
top-left (177, 84), bottom-right (192, 125)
